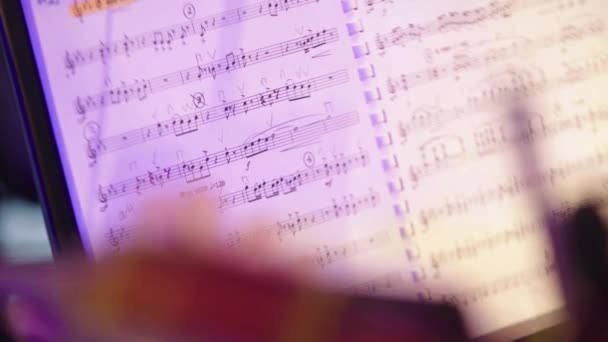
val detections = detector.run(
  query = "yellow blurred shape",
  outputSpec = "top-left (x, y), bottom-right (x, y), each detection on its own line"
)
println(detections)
top-left (69, 0), bottom-right (135, 17)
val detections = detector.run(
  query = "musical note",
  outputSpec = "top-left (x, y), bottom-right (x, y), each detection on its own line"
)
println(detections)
top-left (419, 135), bottom-right (465, 169)
top-left (348, 271), bottom-right (404, 296)
top-left (285, 79), bottom-right (313, 101)
top-left (429, 219), bottom-right (543, 269)
top-left (104, 225), bottom-right (132, 252)
top-left (408, 105), bottom-right (608, 184)
top-left (399, 63), bottom-right (608, 144)
top-left (219, 149), bottom-right (369, 210)
top-left (92, 70), bottom-right (349, 157)
top-left (416, 147), bottom-right (608, 228)
top-left (418, 262), bottom-right (555, 308)
top-left (63, 0), bottom-right (322, 72)
top-left (560, 52), bottom-right (608, 83)
top-left (74, 28), bottom-right (339, 115)
top-left (348, 0), bottom-right (395, 14)
top-left (98, 111), bottom-right (360, 202)
top-left (171, 116), bottom-right (199, 137)
top-left (383, 18), bottom-right (606, 97)
top-left (181, 159), bottom-right (211, 183)
top-left (372, 0), bottom-right (563, 53)
top-left (226, 190), bottom-right (380, 247)
top-left (313, 230), bottom-right (391, 268)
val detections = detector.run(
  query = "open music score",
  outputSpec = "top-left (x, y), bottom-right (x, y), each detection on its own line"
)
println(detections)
top-left (89, 70), bottom-right (349, 158)
top-left (226, 190), bottom-right (380, 247)
top-left (97, 111), bottom-right (360, 204)
top-left (219, 149), bottom-right (369, 209)
top-left (64, 0), bottom-right (322, 73)
top-left (74, 28), bottom-right (339, 116)
top-left (27, 0), bottom-right (608, 336)
top-left (339, 0), bottom-right (608, 332)
top-left (51, 0), bottom-right (400, 292)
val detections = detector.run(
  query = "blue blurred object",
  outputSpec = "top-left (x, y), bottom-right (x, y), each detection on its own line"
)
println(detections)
top-left (0, 199), bottom-right (51, 263)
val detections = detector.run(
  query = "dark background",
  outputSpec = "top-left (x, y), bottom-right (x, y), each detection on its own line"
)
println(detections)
top-left (0, 24), bottom-right (51, 263)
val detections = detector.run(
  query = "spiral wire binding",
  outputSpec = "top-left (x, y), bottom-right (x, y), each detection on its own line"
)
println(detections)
top-left (341, 0), bottom-right (428, 292)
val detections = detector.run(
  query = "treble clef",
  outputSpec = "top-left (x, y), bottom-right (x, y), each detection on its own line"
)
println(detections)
top-left (86, 140), bottom-right (107, 166)
top-left (75, 96), bottom-right (86, 122)
top-left (87, 140), bottom-right (99, 166)
top-left (64, 51), bottom-right (75, 75)
top-left (98, 185), bottom-right (108, 212)
top-left (84, 122), bottom-right (104, 165)
top-left (105, 228), bottom-right (121, 254)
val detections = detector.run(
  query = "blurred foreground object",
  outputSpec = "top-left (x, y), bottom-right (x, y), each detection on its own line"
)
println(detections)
top-left (564, 204), bottom-right (608, 342)
top-left (4, 251), bottom-right (469, 341)
top-left (2, 199), bottom-right (469, 341)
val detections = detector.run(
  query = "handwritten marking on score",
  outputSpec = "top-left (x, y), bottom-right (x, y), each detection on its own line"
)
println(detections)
top-left (191, 92), bottom-right (205, 108)
top-left (218, 149), bottom-right (369, 210)
top-left (182, 3), bottom-right (196, 20)
top-left (349, 0), bottom-right (395, 14)
top-left (69, 0), bottom-right (135, 18)
top-left (303, 151), bottom-right (315, 167)
top-left (64, 0), bottom-right (322, 73)
top-left (415, 147), bottom-right (608, 228)
top-left (74, 28), bottom-right (339, 116)
top-left (90, 70), bottom-right (349, 157)
top-left (97, 111), bottom-right (360, 203)
top-left (408, 104), bottom-right (608, 184)
top-left (179, 180), bottom-right (226, 200)
top-left (225, 190), bottom-right (380, 247)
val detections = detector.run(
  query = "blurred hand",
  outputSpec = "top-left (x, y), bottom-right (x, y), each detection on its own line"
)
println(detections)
top-left (3, 198), bottom-right (468, 341)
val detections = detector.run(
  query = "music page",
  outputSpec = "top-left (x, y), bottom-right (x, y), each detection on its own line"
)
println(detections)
top-left (347, 0), bottom-right (608, 336)
top-left (24, 0), bottom-right (402, 287)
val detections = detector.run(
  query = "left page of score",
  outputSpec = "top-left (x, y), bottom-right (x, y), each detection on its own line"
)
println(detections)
top-left (25, 0), bottom-right (402, 287)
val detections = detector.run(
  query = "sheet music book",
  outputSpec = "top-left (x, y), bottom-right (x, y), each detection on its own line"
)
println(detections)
top-left (21, 0), bottom-right (608, 337)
